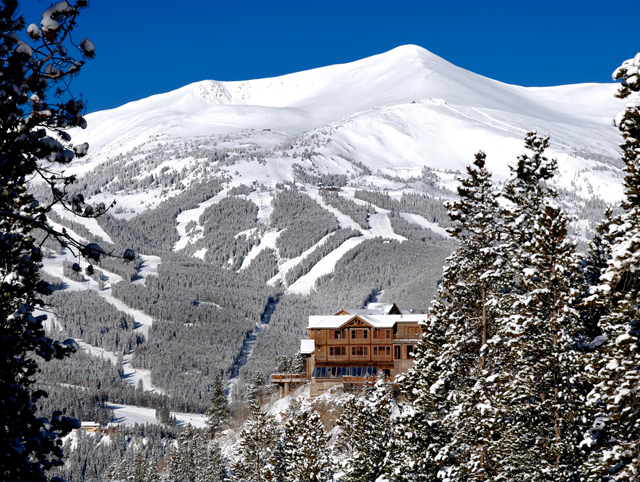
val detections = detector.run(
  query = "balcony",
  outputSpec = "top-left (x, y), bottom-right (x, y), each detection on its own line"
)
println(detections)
top-left (270, 373), bottom-right (308, 384)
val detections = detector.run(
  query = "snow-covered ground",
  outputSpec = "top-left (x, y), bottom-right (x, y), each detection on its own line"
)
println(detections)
top-left (108, 404), bottom-right (207, 428)
top-left (400, 212), bottom-right (451, 238)
top-left (63, 44), bottom-right (623, 221)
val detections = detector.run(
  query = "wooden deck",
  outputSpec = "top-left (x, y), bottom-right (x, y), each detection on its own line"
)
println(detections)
top-left (270, 373), bottom-right (307, 383)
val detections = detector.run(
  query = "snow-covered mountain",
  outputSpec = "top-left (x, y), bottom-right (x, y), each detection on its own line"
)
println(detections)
top-left (68, 44), bottom-right (623, 210)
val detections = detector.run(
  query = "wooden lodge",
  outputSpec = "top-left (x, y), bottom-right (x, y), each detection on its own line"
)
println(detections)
top-left (271, 303), bottom-right (427, 396)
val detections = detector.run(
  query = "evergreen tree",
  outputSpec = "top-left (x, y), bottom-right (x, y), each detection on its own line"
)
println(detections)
top-left (283, 407), bottom-right (333, 482)
top-left (205, 373), bottom-right (230, 438)
top-left (194, 434), bottom-right (226, 482)
top-left (166, 424), bottom-right (197, 482)
top-left (340, 378), bottom-right (394, 482)
top-left (489, 134), bottom-right (588, 481)
top-left (397, 150), bottom-right (501, 480)
top-left (0, 1), bottom-right (109, 479)
top-left (271, 398), bottom-right (303, 482)
top-left (145, 457), bottom-right (160, 482)
top-left (385, 407), bottom-right (438, 482)
top-left (583, 53), bottom-right (640, 481)
top-left (395, 314), bottom-right (448, 481)
top-left (579, 207), bottom-right (624, 340)
top-left (132, 450), bottom-right (148, 482)
top-left (232, 401), bottom-right (280, 482)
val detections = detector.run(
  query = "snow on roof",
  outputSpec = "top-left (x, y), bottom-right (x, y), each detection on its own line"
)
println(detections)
top-left (367, 303), bottom-right (397, 314)
top-left (336, 303), bottom-right (411, 316)
top-left (300, 339), bottom-right (315, 354)
top-left (81, 422), bottom-right (99, 427)
top-left (308, 313), bottom-right (427, 330)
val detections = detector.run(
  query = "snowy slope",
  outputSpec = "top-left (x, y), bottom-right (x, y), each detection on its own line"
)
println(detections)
top-left (66, 45), bottom-right (622, 201)
top-left (55, 44), bottom-right (628, 297)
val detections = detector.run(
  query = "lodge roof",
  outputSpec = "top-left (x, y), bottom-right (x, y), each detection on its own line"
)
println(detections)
top-left (308, 313), bottom-right (427, 330)
top-left (334, 302), bottom-right (408, 316)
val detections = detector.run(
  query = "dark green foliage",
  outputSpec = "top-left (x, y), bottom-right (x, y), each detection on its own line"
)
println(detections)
top-left (66, 423), bottom-right (178, 482)
top-left (354, 190), bottom-right (452, 227)
top-left (271, 188), bottom-right (340, 258)
top-left (48, 290), bottom-right (143, 353)
top-left (582, 54), bottom-right (640, 481)
top-left (284, 228), bottom-right (361, 286)
top-left (292, 163), bottom-right (348, 187)
top-left (0, 2), bottom-right (102, 478)
top-left (243, 247), bottom-right (279, 283)
top-left (205, 373), bottom-right (230, 438)
top-left (338, 379), bottom-right (395, 481)
top-left (97, 177), bottom-right (225, 254)
top-left (321, 190), bottom-right (374, 229)
top-left (232, 402), bottom-right (280, 482)
top-left (185, 196), bottom-right (262, 270)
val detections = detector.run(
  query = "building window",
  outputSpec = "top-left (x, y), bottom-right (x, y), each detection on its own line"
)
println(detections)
top-left (373, 346), bottom-right (391, 357)
top-left (351, 329), bottom-right (367, 339)
top-left (394, 346), bottom-right (401, 359)
top-left (407, 345), bottom-right (415, 358)
top-left (351, 346), bottom-right (368, 357)
top-left (330, 346), bottom-right (346, 357)
top-left (330, 330), bottom-right (345, 339)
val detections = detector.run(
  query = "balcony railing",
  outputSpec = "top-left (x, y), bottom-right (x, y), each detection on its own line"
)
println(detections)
top-left (270, 373), bottom-right (307, 384)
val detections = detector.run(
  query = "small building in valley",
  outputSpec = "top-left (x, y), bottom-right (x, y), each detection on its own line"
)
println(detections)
top-left (273, 302), bottom-right (426, 396)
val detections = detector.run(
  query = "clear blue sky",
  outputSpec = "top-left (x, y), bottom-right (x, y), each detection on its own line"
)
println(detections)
top-left (22, 0), bottom-right (635, 113)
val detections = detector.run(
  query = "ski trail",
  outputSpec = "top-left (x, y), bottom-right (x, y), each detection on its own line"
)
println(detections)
top-left (400, 212), bottom-right (451, 238)
top-left (40, 250), bottom-right (159, 392)
top-left (173, 188), bottom-right (229, 251)
top-left (226, 298), bottom-right (278, 396)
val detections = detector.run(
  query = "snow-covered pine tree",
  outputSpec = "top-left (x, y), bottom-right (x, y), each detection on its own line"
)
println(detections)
top-left (582, 53), bottom-right (640, 481)
top-left (579, 207), bottom-right (624, 340)
top-left (205, 373), bottom-right (230, 438)
top-left (193, 434), bottom-right (226, 482)
top-left (394, 314), bottom-right (447, 481)
top-left (489, 134), bottom-right (588, 481)
top-left (384, 407), bottom-right (438, 482)
top-left (435, 151), bottom-right (502, 479)
top-left (132, 450), bottom-right (148, 482)
top-left (0, 1), bottom-right (108, 478)
top-left (231, 401), bottom-right (280, 482)
top-left (270, 398), bottom-right (303, 481)
top-left (166, 423), bottom-right (197, 482)
top-left (340, 378), bottom-right (394, 481)
top-left (396, 151), bottom-right (501, 480)
top-left (145, 456), bottom-right (160, 482)
top-left (283, 407), bottom-right (333, 482)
